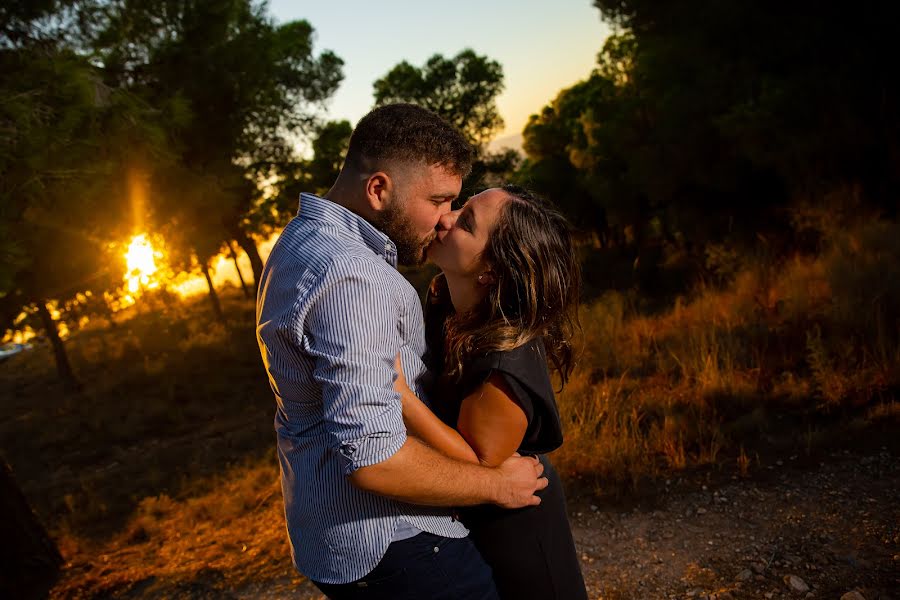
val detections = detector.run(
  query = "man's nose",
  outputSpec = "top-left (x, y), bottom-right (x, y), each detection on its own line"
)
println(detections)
top-left (436, 209), bottom-right (459, 230)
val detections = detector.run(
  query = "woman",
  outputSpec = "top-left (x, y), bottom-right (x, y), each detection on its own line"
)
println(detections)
top-left (395, 185), bottom-right (588, 600)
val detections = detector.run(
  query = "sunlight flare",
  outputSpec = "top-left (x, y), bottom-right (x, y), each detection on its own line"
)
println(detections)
top-left (124, 234), bottom-right (162, 293)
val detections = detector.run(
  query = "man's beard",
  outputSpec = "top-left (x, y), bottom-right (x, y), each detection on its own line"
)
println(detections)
top-left (371, 200), bottom-right (435, 266)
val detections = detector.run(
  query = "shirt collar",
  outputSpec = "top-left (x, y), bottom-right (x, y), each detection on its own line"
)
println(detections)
top-left (298, 193), bottom-right (398, 267)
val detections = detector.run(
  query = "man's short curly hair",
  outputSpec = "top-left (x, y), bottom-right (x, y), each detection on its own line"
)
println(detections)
top-left (345, 103), bottom-right (473, 177)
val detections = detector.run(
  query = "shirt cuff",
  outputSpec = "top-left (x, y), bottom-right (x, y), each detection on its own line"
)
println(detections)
top-left (338, 429), bottom-right (408, 476)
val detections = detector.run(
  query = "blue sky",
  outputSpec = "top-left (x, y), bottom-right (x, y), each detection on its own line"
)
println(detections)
top-left (266, 1), bottom-right (611, 147)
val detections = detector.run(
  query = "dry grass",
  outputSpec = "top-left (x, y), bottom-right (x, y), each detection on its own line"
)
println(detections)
top-left (549, 210), bottom-right (900, 492)
top-left (51, 459), bottom-right (298, 598)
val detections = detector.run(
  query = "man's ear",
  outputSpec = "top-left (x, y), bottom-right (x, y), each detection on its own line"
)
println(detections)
top-left (364, 172), bottom-right (393, 212)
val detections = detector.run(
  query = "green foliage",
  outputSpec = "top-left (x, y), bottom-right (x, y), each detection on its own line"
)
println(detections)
top-left (306, 120), bottom-right (352, 194)
top-left (260, 119), bottom-right (352, 228)
top-left (517, 65), bottom-right (620, 233)
top-left (589, 0), bottom-right (900, 208)
top-left (372, 49), bottom-right (516, 197)
top-left (473, 148), bottom-right (522, 189)
top-left (0, 0), bottom-right (84, 47)
top-left (522, 2), bottom-right (900, 296)
top-left (89, 0), bottom-right (344, 278)
top-left (1, 0), bottom-right (345, 382)
top-left (0, 45), bottom-right (157, 317)
top-left (374, 49), bottom-right (504, 151)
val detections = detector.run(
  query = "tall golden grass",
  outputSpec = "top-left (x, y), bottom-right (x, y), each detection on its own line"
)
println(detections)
top-left (550, 203), bottom-right (900, 492)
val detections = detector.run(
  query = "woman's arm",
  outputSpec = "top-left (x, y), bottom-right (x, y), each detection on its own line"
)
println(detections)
top-left (456, 373), bottom-right (529, 467)
top-left (395, 356), bottom-right (528, 467)
top-left (395, 355), bottom-right (479, 463)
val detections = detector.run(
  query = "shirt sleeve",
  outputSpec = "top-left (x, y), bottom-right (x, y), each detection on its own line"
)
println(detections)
top-left (302, 257), bottom-right (407, 475)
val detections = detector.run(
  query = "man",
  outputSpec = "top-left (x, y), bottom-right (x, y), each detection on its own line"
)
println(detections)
top-left (256, 104), bottom-right (547, 599)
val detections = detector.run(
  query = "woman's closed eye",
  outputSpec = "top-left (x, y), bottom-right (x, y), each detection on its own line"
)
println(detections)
top-left (458, 210), bottom-right (473, 232)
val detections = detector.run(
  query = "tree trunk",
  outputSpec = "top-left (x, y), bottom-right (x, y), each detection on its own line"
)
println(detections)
top-left (202, 265), bottom-right (224, 323)
top-left (35, 301), bottom-right (80, 392)
top-left (0, 459), bottom-right (63, 600)
top-left (232, 229), bottom-right (262, 294)
top-left (228, 241), bottom-right (250, 299)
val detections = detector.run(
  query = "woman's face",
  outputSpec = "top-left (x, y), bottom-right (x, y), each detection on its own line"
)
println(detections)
top-left (427, 188), bottom-right (509, 279)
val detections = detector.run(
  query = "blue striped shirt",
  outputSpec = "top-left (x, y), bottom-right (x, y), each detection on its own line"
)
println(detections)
top-left (255, 193), bottom-right (468, 584)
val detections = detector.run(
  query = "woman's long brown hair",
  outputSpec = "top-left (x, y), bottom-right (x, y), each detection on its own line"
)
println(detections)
top-left (435, 185), bottom-right (582, 388)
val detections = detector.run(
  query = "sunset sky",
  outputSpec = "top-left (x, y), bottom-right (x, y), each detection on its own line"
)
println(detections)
top-left (267, 0), bottom-right (611, 148)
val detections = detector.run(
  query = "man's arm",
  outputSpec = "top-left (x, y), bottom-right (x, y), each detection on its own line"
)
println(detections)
top-left (304, 258), bottom-right (546, 509)
top-left (349, 436), bottom-right (547, 509)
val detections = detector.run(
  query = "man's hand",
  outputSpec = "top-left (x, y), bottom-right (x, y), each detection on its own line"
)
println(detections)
top-left (492, 454), bottom-right (548, 509)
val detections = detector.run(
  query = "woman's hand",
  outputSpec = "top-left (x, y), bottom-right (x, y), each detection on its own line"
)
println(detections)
top-left (394, 353), bottom-right (411, 395)
top-left (394, 353), bottom-right (420, 425)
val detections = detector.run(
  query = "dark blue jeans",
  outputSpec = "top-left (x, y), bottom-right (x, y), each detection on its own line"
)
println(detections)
top-left (312, 532), bottom-right (499, 600)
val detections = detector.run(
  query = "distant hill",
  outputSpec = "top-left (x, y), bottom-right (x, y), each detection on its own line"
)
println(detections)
top-left (487, 132), bottom-right (524, 154)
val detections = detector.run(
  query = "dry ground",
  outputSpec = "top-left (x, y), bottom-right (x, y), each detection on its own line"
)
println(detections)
top-left (47, 440), bottom-right (898, 600)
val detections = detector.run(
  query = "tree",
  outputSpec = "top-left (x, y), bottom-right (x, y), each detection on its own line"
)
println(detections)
top-left (306, 120), bottom-right (352, 195)
top-left (374, 49), bottom-right (504, 152)
top-left (520, 0), bottom-right (900, 293)
top-left (589, 0), bottom-right (900, 224)
top-left (518, 34), bottom-right (641, 241)
top-left (373, 49), bottom-right (522, 195)
top-left (0, 44), bottom-right (158, 388)
top-left (262, 119), bottom-right (352, 226)
top-left (90, 0), bottom-right (344, 290)
top-left (0, 0), bottom-right (85, 48)
top-left (0, 17), bottom-right (151, 585)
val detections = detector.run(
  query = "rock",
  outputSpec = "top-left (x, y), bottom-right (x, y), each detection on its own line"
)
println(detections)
top-left (784, 575), bottom-right (810, 594)
top-left (764, 593), bottom-right (774, 599)
top-left (752, 562), bottom-right (766, 574)
top-left (736, 569), bottom-right (753, 581)
top-left (840, 592), bottom-right (866, 600)
top-left (696, 507), bottom-right (707, 515)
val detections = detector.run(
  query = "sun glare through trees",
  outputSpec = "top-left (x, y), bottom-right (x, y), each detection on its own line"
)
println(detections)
top-left (124, 234), bottom-right (162, 295)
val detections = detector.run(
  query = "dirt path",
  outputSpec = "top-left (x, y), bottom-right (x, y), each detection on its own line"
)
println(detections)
top-left (219, 448), bottom-right (898, 600)
top-left (571, 447), bottom-right (898, 599)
